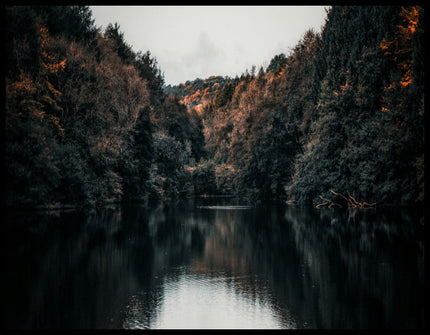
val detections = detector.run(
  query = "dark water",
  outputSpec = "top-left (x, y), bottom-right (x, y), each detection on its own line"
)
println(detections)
top-left (5, 199), bottom-right (425, 329)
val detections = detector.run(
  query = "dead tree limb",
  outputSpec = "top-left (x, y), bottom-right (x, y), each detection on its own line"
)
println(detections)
top-left (316, 190), bottom-right (376, 209)
top-left (316, 195), bottom-right (342, 208)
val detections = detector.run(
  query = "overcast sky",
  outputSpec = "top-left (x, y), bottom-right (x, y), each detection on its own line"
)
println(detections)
top-left (90, 6), bottom-right (329, 86)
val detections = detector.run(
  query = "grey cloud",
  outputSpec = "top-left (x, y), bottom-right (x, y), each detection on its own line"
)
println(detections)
top-left (161, 32), bottom-right (226, 84)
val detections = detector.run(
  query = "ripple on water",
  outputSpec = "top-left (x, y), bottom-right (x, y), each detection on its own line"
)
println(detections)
top-left (123, 269), bottom-right (296, 329)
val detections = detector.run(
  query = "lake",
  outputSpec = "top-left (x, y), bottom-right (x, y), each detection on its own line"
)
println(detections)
top-left (5, 198), bottom-right (425, 329)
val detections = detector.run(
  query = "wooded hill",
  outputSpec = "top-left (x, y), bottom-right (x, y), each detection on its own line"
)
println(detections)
top-left (164, 76), bottom-right (228, 111)
top-left (5, 6), bottom-right (425, 210)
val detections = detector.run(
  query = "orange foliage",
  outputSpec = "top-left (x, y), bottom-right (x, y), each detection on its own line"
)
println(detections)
top-left (5, 24), bottom-right (66, 133)
top-left (400, 6), bottom-right (419, 34)
top-left (400, 69), bottom-right (412, 87)
top-left (38, 23), bottom-right (67, 76)
top-left (47, 81), bottom-right (62, 98)
top-left (42, 59), bottom-right (66, 75)
top-left (381, 6), bottom-right (422, 93)
top-left (6, 72), bottom-right (36, 98)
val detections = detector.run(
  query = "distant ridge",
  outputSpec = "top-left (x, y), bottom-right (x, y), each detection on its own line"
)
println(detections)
top-left (164, 76), bottom-right (228, 111)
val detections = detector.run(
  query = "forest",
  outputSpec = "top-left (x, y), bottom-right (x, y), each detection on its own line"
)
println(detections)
top-left (164, 76), bottom-right (227, 111)
top-left (5, 5), bottom-right (425, 210)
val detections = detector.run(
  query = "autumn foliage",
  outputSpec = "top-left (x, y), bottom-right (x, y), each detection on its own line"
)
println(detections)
top-left (5, 6), bottom-right (424, 210)
top-left (5, 6), bottom-right (205, 208)
top-left (169, 6), bottom-right (424, 208)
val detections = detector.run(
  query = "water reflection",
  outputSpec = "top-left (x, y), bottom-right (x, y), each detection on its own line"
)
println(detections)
top-left (288, 207), bottom-right (425, 328)
top-left (123, 266), bottom-right (293, 329)
top-left (5, 200), bottom-right (425, 329)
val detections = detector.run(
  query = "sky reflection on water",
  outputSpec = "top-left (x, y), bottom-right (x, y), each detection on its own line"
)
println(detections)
top-left (122, 266), bottom-right (294, 329)
top-left (5, 199), bottom-right (425, 329)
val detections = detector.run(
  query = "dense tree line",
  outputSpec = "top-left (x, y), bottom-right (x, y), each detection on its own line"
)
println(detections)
top-left (199, 30), bottom-right (319, 199)
top-left (193, 6), bottom-right (424, 208)
top-left (164, 76), bottom-right (228, 112)
top-left (291, 6), bottom-right (424, 207)
top-left (5, 6), bottom-right (424, 210)
top-left (5, 6), bottom-right (205, 208)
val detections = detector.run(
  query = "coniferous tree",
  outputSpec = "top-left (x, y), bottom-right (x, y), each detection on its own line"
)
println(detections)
top-left (5, 5), bottom-right (424, 208)
top-left (104, 22), bottom-right (135, 65)
top-left (289, 6), bottom-right (424, 207)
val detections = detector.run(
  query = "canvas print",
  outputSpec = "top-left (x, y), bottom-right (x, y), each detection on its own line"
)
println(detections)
top-left (5, 5), bottom-right (425, 329)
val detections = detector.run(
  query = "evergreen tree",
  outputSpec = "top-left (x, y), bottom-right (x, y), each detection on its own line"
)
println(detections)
top-left (104, 22), bottom-right (135, 65)
top-left (134, 51), bottom-right (165, 107)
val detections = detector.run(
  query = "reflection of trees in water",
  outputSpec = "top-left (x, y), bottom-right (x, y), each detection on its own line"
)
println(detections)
top-left (6, 206), bottom-right (160, 328)
top-left (144, 203), bottom-right (293, 328)
top-left (283, 206), bottom-right (424, 328)
top-left (237, 205), bottom-right (312, 328)
top-left (6, 203), bottom-right (424, 329)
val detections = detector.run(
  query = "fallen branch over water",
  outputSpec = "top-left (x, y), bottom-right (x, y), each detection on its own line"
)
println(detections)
top-left (316, 195), bottom-right (342, 208)
top-left (316, 190), bottom-right (376, 209)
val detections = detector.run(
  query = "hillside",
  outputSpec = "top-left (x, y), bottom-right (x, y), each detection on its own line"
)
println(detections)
top-left (164, 76), bottom-right (228, 112)
top-left (196, 6), bottom-right (425, 207)
top-left (5, 5), bottom-right (424, 210)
